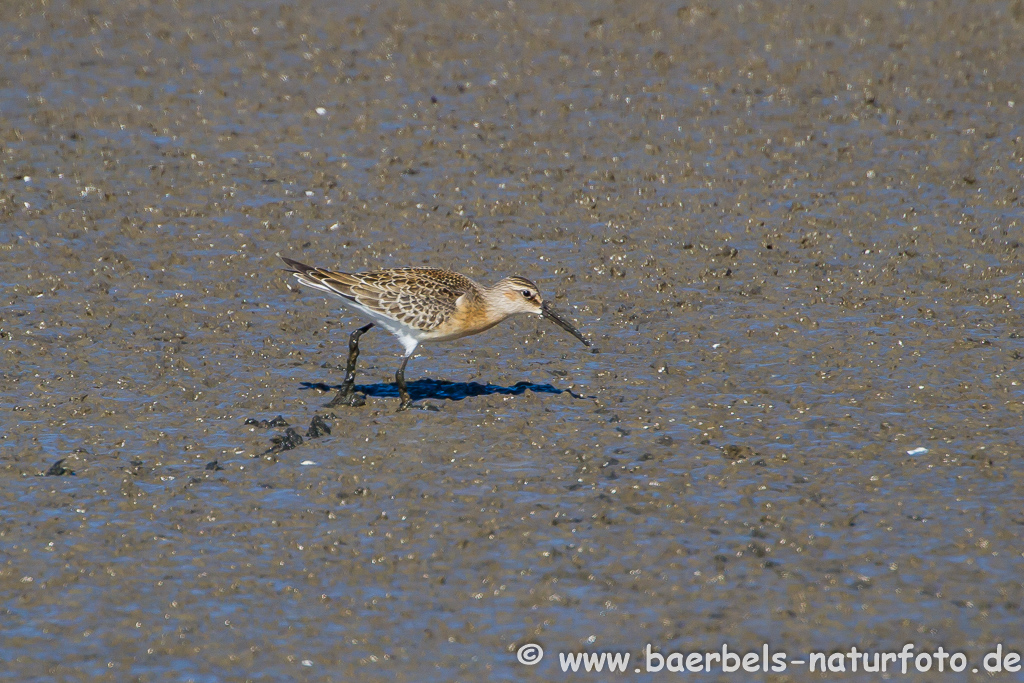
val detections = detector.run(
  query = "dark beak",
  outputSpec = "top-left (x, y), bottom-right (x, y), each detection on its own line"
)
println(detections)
top-left (541, 302), bottom-right (591, 347)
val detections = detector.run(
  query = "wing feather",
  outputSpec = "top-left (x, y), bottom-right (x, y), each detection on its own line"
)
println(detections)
top-left (283, 259), bottom-right (475, 332)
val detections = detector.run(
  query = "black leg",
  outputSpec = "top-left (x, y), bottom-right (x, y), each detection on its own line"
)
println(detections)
top-left (326, 323), bottom-right (374, 407)
top-left (395, 355), bottom-right (413, 411)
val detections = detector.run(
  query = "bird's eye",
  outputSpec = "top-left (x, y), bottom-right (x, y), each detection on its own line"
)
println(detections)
top-left (521, 290), bottom-right (532, 298)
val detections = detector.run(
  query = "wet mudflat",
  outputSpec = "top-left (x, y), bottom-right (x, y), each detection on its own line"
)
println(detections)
top-left (1, 0), bottom-right (1023, 680)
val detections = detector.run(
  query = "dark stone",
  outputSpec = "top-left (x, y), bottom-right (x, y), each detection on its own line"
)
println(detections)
top-left (306, 415), bottom-right (332, 438)
top-left (246, 415), bottom-right (289, 428)
top-left (722, 444), bottom-right (755, 461)
top-left (268, 428), bottom-right (303, 453)
top-left (45, 459), bottom-right (72, 476)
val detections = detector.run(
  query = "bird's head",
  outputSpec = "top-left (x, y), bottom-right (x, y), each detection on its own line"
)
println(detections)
top-left (494, 276), bottom-right (590, 346)
top-left (495, 276), bottom-right (545, 314)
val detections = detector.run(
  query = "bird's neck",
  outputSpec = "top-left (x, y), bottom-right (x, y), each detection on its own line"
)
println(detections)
top-left (433, 287), bottom-right (507, 339)
top-left (473, 286), bottom-right (508, 321)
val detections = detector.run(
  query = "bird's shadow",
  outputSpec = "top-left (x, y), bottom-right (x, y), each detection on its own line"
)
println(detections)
top-left (300, 378), bottom-right (583, 402)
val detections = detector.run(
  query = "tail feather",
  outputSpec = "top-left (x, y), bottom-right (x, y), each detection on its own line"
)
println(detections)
top-left (281, 256), bottom-right (315, 274)
top-left (281, 255), bottom-right (359, 303)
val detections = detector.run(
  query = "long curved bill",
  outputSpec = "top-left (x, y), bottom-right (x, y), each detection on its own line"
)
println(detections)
top-left (541, 302), bottom-right (591, 347)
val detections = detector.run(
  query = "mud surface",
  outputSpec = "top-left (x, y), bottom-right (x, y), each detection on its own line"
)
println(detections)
top-left (2, 0), bottom-right (1023, 680)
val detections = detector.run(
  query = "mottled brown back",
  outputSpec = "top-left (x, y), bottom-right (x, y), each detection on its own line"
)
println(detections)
top-left (284, 258), bottom-right (478, 331)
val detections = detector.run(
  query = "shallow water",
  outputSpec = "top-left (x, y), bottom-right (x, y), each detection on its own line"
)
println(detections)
top-left (2, 0), bottom-right (1023, 680)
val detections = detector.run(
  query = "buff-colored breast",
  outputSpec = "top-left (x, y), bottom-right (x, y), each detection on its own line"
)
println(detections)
top-left (426, 290), bottom-right (507, 341)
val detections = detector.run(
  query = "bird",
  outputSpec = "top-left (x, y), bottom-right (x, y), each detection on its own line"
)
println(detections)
top-left (281, 256), bottom-right (590, 410)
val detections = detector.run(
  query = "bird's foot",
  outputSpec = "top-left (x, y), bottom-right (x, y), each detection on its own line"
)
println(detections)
top-left (396, 397), bottom-right (414, 412)
top-left (326, 383), bottom-right (366, 408)
top-left (325, 322), bottom-right (375, 408)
